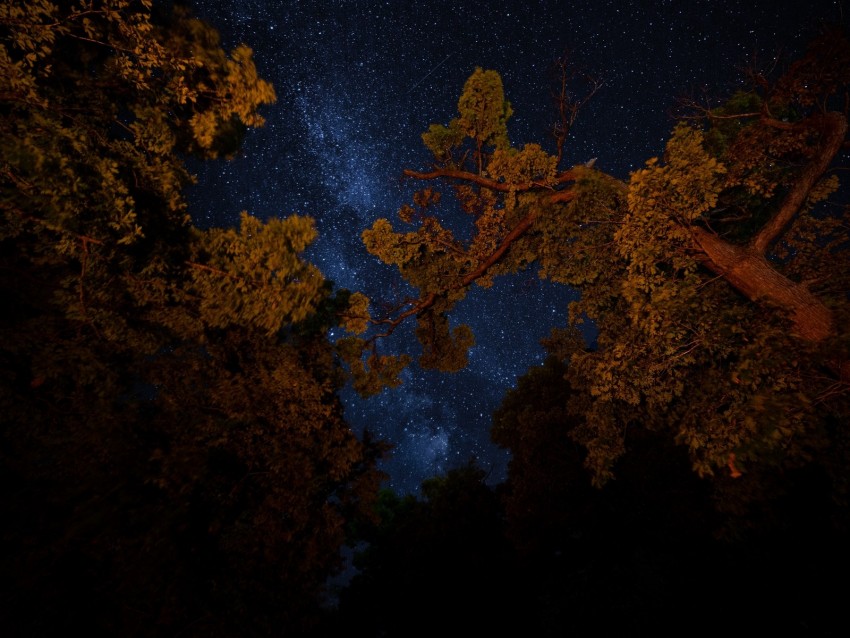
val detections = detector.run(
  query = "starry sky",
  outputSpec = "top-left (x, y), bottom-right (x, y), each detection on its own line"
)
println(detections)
top-left (186, 0), bottom-right (848, 494)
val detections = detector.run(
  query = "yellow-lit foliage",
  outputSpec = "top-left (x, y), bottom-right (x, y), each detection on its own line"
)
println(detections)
top-left (0, 3), bottom-right (384, 633)
top-left (361, 48), bottom-right (849, 514)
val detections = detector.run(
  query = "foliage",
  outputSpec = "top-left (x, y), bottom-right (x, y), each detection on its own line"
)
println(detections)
top-left (333, 465), bottom-right (523, 637)
top-left (360, 28), bottom-right (850, 527)
top-left (422, 66), bottom-right (512, 170)
top-left (486, 354), bottom-right (849, 635)
top-left (187, 212), bottom-right (326, 335)
top-left (0, 2), bottom-right (383, 635)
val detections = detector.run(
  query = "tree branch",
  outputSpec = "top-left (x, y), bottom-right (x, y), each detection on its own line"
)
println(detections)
top-left (550, 52), bottom-right (604, 167)
top-left (461, 211), bottom-right (537, 286)
top-left (403, 167), bottom-right (577, 193)
top-left (751, 111), bottom-right (848, 254)
top-left (367, 292), bottom-right (436, 342)
top-left (459, 190), bottom-right (577, 284)
top-left (692, 226), bottom-right (834, 342)
top-left (370, 190), bottom-right (578, 341)
top-left (185, 261), bottom-right (242, 281)
top-left (396, 164), bottom-right (579, 299)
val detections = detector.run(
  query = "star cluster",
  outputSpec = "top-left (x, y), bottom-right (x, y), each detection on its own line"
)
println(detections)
top-left (187, 0), bottom-right (847, 494)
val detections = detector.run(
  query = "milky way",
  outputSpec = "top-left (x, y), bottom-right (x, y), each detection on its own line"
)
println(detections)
top-left (187, 0), bottom-right (847, 494)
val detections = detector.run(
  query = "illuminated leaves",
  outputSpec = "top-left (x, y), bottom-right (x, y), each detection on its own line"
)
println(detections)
top-left (359, 71), bottom-right (569, 383)
top-left (487, 143), bottom-right (558, 186)
top-left (422, 120), bottom-right (465, 162)
top-left (416, 314), bottom-right (475, 372)
top-left (0, 0), bottom-right (276, 269)
top-left (456, 67), bottom-right (513, 152)
top-left (617, 125), bottom-right (723, 343)
top-left (0, 0), bottom-right (62, 74)
top-left (159, 7), bottom-right (276, 158)
top-left (0, 4), bottom-right (385, 630)
top-left (536, 169), bottom-right (625, 290)
top-left (340, 291), bottom-right (371, 335)
top-left (362, 215), bottom-right (468, 294)
top-left (224, 44), bottom-right (277, 128)
top-left (188, 212), bottom-right (325, 335)
top-left (336, 336), bottom-right (411, 397)
top-left (627, 124), bottom-right (726, 227)
top-left (372, 55), bottom-right (850, 501)
top-left (803, 173), bottom-right (840, 211)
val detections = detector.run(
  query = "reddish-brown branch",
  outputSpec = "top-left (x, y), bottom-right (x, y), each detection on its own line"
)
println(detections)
top-left (760, 116), bottom-right (802, 131)
top-left (751, 111), bottom-right (848, 254)
top-left (692, 226), bottom-right (834, 342)
top-left (368, 292), bottom-right (437, 342)
top-left (374, 190), bottom-right (578, 336)
top-left (547, 190), bottom-right (579, 204)
top-left (403, 167), bottom-right (577, 193)
top-left (461, 213), bottom-right (536, 286)
top-left (374, 168), bottom-right (584, 339)
top-left (185, 261), bottom-right (242, 281)
top-left (373, 207), bottom-right (542, 335)
top-left (460, 191), bottom-right (576, 286)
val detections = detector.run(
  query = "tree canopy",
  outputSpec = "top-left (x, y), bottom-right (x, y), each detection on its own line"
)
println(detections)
top-left (0, 2), bottom-right (383, 635)
top-left (353, 28), bottom-right (850, 522)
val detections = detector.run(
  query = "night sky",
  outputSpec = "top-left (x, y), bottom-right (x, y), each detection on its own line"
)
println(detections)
top-left (186, 0), bottom-right (848, 495)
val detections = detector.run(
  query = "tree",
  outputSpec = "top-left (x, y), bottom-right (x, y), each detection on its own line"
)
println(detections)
top-left (491, 356), bottom-right (607, 557)
top-left (354, 29), bottom-right (850, 521)
top-left (0, 2), bottom-right (382, 635)
top-left (333, 465), bottom-right (523, 637)
top-left (491, 355), bottom-right (848, 635)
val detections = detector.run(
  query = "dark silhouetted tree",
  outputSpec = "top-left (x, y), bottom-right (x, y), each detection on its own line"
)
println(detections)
top-left (491, 355), bottom-right (848, 635)
top-left (333, 464), bottom-right (523, 637)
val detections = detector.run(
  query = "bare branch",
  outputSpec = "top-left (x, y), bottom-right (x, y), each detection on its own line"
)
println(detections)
top-left (550, 51), bottom-right (604, 166)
